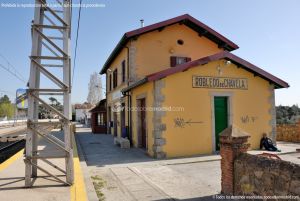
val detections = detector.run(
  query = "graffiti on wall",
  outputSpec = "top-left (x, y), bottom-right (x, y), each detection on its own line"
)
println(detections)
top-left (240, 115), bottom-right (258, 124)
top-left (174, 117), bottom-right (203, 128)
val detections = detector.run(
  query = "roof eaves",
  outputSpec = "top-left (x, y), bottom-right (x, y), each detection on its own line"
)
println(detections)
top-left (185, 15), bottom-right (239, 50)
top-left (146, 51), bottom-right (289, 89)
top-left (224, 53), bottom-right (289, 89)
top-left (100, 14), bottom-right (239, 75)
top-left (121, 77), bottom-right (149, 93)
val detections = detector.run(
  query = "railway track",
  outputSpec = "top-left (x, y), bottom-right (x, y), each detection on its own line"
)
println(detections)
top-left (0, 139), bottom-right (25, 163)
top-left (0, 121), bottom-right (59, 164)
top-left (0, 126), bottom-right (27, 163)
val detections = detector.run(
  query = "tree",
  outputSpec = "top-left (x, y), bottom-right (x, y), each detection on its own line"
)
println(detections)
top-left (49, 97), bottom-right (62, 112)
top-left (0, 95), bottom-right (14, 119)
top-left (276, 105), bottom-right (300, 124)
top-left (87, 72), bottom-right (103, 105)
top-left (0, 95), bottom-right (11, 104)
top-left (49, 97), bottom-right (57, 105)
top-left (0, 103), bottom-right (15, 118)
top-left (38, 97), bottom-right (63, 119)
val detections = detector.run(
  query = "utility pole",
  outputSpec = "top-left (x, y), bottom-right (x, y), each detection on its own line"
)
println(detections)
top-left (24, 0), bottom-right (73, 186)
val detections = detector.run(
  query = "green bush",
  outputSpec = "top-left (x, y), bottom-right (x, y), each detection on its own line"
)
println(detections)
top-left (276, 105), bottom-right (300, 124)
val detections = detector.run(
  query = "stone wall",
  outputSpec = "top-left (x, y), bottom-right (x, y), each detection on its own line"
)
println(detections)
top-left (220, 125), bottom-right (300, 197)
top-left (234, 153), bottom-right (300, 196)
top-left (276, 121), bottom-right (300, 142)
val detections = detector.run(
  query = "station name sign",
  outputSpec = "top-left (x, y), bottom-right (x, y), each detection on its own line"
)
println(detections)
top-left (192, 76), bottom-right (248, 90)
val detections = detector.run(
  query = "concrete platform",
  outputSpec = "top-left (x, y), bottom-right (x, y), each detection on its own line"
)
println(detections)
top-left (0, 129), bottom-right (88, 201)
top-left (75, 127), bottom-right (300, 201)
top-left (249, 141), bottom-right (300, 156)
top-left (0, 125), bottom-right (27, 137)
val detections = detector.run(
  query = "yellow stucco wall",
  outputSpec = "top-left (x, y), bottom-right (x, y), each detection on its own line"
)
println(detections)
top-left (133, 23), bottom-right (223, 79)
top-left (131, 82), bottom-right (154, 156)
top-left (106, 47), bottom-right (128, 137)
top-left (106, 22), bottom-right (224, 138)
top-left (130, 59), bottom-right (273, 158)
top-left (107, 23), bottom-right (222, 87)
top-left (106, 48), bottom-right (128, 94)
top-left (160, 60), bottom-right (272, 157)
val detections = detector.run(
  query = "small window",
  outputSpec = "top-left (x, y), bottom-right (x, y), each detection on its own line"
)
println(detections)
top-left (122, 60), bottom-right (126, 83)
top-left (109, 74), bottom-right (112, 91)
top-left (170, 56), bottom-right (191, 67)
top-left (113, 69), bottom-right (118, 88)
top-left (97, 113), bottom-right (105, 126)
top-left (177, 39), bottom-right (184, 45)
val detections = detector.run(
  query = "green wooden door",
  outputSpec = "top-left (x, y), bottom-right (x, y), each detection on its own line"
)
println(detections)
top-left (214, 97), bottom-right (228, 151)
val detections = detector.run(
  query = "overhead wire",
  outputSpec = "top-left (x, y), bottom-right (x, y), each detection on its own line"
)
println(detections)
top-left (71, 0), bottom-right (83, 86)
top-left (0, 90), bottom-right (15, 96)
top-left (0, 54), bottom-right (26, 83)
top-left (0, 90), bottom-right (15, 101)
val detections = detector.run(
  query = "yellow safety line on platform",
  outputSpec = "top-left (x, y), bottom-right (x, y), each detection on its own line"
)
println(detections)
top-left (70, 135), bottom-right (88, 201)
top-left (0, 149), bottom-right (24, 172)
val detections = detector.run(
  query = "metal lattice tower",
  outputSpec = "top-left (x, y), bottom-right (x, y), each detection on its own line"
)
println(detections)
top-left (25, 0), bottom-right (73, 186)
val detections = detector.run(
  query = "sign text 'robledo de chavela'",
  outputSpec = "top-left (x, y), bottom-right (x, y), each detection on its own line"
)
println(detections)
top-left (192, 76), bottom-right (248, 90)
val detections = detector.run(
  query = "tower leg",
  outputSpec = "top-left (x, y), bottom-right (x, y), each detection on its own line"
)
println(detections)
top-left (25, 0), bottom-right (73, 187)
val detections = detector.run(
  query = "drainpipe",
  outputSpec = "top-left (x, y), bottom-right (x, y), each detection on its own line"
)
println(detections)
top-left (129, 92), bottom-right (132, 145)
top-left (124, 46), bottom-right (132, 144)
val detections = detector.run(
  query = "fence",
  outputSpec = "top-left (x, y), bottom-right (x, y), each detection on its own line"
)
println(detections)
top-left (276, 121), bottom-right (300, 142)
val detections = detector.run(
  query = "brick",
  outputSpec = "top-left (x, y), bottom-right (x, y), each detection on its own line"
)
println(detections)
top-left (220, 125), bottom-right (250, 195)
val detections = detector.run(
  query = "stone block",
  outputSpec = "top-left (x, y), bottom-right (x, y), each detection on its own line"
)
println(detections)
top-left (154, 138), bottom-right (166, 146)
top-left (240, 175), bottom-right (250, 185)
top-left (156, 111), bottom-right (166, 118)
top-left (263, 173), bottom-right (275, 187)
top-left (152, 130), bottom-right (163, 138)
top-left (292, 166), bottom-right (300, 180)
top-left (153, 124), bottom-right (166, 132)
top-left (290, 180), bottom-right (300, 195)
top-left (154, 151), bottom-right (166, 159)
top-left (274, 174), bottom-right (290, 194)
top-left (152, 145), bottom-right (163, 153)
top-left (254, 170), bottom-right (263, 179)
top-left (114, 137), bottom-right (130, 149)
top-left (152, 118), bottom-right (162, 125)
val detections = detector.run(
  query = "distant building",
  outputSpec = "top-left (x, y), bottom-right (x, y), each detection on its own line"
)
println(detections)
top-left (100, 14), bottom-right (289, 158)
top-left (75, 102), bottom-right (94, 125)
top-left (90, 99), bottom-right (107, 134)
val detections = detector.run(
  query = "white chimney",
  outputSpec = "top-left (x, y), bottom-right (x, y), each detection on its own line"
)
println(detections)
top-left (140, 19), bottom-right (144, 28)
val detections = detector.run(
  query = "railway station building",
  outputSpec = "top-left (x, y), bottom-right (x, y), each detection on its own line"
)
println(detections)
top-left (100, 14), bottom-right (289, 158)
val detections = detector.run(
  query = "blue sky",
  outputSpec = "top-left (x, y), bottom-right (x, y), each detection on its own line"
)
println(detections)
top-left (0, 0), bottom-right (299, 105)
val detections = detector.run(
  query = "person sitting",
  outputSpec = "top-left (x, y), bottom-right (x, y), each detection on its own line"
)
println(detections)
top-left (260, 133), bottom-right (281, 152)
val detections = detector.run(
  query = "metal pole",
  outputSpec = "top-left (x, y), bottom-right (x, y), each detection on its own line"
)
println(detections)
top-left (25, 0), bottom-right (73, 187)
